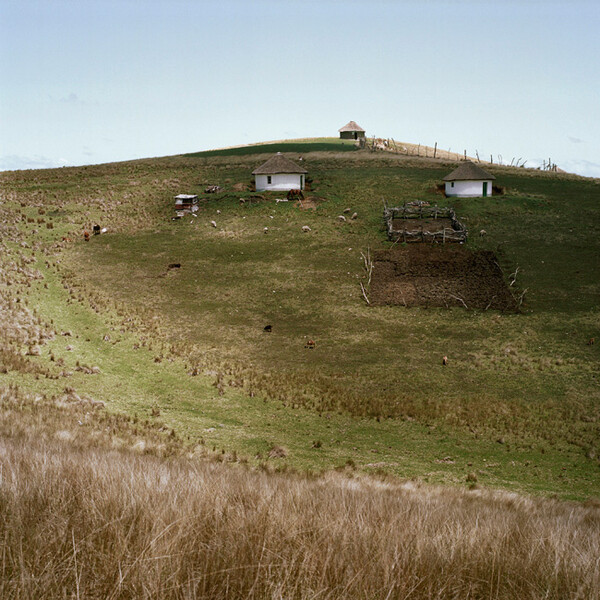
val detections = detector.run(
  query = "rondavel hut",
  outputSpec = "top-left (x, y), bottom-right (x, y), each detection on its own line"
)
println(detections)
top-left (443, 161), bottom-right (496, 198)
top-left (252, 152), bottom-right (307, 192)
top-left (338, 121), bottom-right (366, 140)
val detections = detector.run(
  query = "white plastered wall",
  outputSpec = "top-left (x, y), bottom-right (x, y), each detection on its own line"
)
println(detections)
top-left (445, 180), bottom-right (493, 197)
top-left (255, 173), bottom-right (304, 191)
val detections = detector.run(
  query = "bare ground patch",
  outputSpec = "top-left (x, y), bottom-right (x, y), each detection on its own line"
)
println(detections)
top-left (392, 217), bottom-right (454, 235)
top-left (295, 196), bottom-right (326, 210)
top-left (370, 245), bottom-right (517, 311)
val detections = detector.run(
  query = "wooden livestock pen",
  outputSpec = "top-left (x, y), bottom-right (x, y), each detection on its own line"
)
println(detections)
top-left (384, 204), bottom-right (467, 243)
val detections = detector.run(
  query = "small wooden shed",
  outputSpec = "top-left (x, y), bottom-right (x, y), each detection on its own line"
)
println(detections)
top-left (443, 161), bottom-right (496, 198)
top-left (338, 121), bottom-right (365, 140)
top-left (252, 153), bottom-right (307, 192)
top-left (174, 194), bottom-right (198, 210)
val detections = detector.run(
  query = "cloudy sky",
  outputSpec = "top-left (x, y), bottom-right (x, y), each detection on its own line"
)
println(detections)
top-left (1, 0), bottom-right (599, 176)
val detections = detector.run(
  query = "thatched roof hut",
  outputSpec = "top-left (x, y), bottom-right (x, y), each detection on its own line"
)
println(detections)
top-left (338, 121), bottom-right (365, 140)
top-left (252, 153), bottom-right (307, 191)
top-left (443, 161), bottom-right (496, 198)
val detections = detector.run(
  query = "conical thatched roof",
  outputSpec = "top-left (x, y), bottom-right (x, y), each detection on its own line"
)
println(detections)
top-left (338, 120), bottom-right (365, 133)
top-left (443, 161), bottom-right (496, 181)
top-left (252, 152), bottom-right (308, 175)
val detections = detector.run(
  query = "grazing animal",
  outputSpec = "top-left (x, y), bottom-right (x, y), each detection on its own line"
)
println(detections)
top-left (263, 325), bottom-right (272, 332)
top-left (210, 220), bottom-right (217, 228)
top-left (93, 224), bottom-right (101, 235)
top-left (287, 188), bottom-right (304, 201)
top-left (302, 225), bottom-right (311, 232)
top-left (305, 339), bottom-right (316, 349)
top-left (167, 263), bottom-right (181, 269)
top-left (442, 355), bottom-right (448, 365)
top-left (588, 338), bottom-right (595, 346)
top-left (83, 231), bottom-right (90, 241)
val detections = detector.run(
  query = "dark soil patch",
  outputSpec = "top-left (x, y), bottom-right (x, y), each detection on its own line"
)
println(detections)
top-left (370, 245), bottom-right (517, 311)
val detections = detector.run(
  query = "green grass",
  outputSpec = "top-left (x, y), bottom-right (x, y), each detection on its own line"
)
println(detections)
top-left (184, 137), bottom-right (358, 158)
top-left (1, 146), bottom-right (599, 499)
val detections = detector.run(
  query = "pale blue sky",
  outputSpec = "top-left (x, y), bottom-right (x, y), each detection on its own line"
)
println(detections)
top-left (1, 0), bottom-right (599, 176)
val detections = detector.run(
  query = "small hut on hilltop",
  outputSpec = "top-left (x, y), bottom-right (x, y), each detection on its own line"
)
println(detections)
top-left (338, 121), bottom-right (365, 140)
top-left (252, 153), bottom-right (307, 192)
top-left (443, 161), bottom-right (496, 198)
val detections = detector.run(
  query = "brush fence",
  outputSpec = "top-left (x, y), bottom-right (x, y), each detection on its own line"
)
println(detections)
top-left (384, 205), bottom-right (467, 243)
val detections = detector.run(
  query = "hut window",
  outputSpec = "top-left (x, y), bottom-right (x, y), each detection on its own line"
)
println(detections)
top-left (451, 182), bottom-right (454, 188)
top-left (267, 176), bottom-right (272, 184)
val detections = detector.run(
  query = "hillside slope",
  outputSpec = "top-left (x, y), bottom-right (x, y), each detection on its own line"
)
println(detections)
top-left (0, 138), bottom-right (598, 500)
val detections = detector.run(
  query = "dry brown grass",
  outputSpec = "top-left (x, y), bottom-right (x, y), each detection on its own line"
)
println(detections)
top-left (1, 385), bottom-right (598, 599)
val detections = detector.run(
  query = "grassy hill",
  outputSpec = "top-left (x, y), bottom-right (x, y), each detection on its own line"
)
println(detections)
top-left (1, 138), bottom-right (599, 500)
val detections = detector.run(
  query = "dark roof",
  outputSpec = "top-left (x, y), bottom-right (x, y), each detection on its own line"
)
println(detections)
top-left (338, 120), bottom-right (365, 133)
top-left (443, 161), bottom-right (496, 181)
top-left (252, 153), bottom-right (307, 175)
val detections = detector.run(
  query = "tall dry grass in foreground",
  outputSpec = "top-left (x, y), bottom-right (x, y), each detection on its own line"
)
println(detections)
top-left (1, 393), bottom-right (598, 599)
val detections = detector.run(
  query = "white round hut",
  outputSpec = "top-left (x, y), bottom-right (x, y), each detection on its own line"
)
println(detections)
top-left (443, 161), bottom-right (496, 197)
top-left (252, 153), bottom-right (307, 192)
